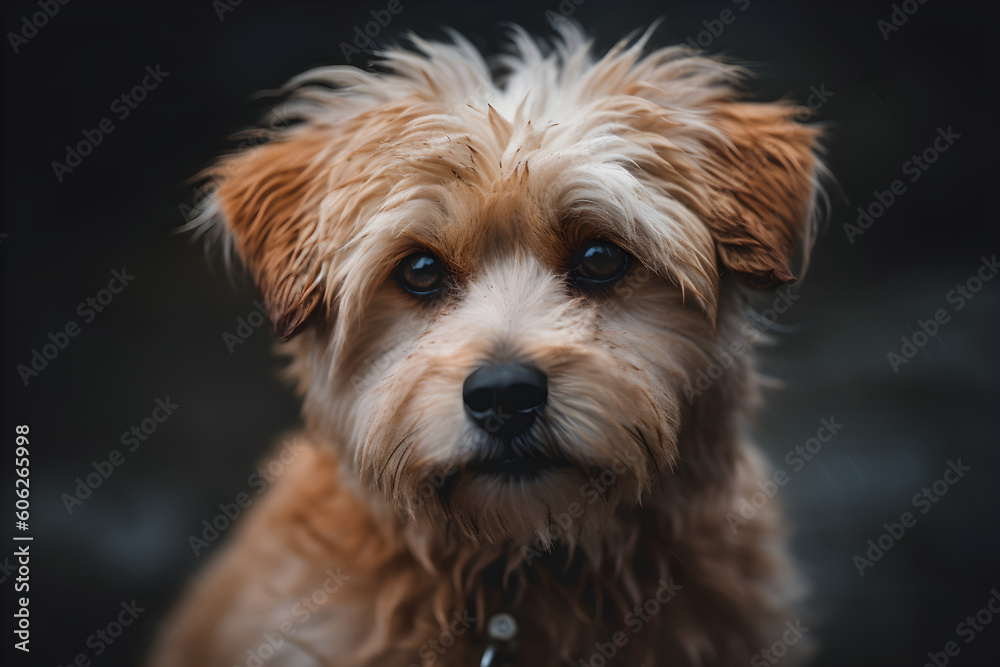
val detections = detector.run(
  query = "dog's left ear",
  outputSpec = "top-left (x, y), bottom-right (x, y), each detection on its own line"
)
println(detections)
top-left (694, 103), bottom-right (822, 289)
top-left (206, 129), bottom-right (334, 338)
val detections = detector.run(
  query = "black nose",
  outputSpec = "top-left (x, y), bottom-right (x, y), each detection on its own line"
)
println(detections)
top-left (463, 363), bottom-right (548, 441)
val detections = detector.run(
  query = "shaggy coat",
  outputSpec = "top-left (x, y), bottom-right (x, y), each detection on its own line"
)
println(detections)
top-left (152, 23), bottom-right (826, 667)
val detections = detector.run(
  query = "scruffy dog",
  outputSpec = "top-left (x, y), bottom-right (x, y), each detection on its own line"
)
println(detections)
top-left (154, 23), bottom-right (825, 667)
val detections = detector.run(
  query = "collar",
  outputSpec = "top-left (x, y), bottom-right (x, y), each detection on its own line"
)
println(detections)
top-left (479, 613), bottom-right (518, 667)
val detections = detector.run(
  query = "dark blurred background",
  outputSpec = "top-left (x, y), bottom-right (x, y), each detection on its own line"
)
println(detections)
top-left (1, 1), bottom-right (997, 665)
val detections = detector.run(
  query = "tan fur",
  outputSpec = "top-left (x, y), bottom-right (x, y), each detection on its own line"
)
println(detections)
top-left (155, 24), bottom-right (825, 667)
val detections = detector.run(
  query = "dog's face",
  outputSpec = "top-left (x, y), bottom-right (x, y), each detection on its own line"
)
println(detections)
top-left (195, 26), bottom-right (822, 545)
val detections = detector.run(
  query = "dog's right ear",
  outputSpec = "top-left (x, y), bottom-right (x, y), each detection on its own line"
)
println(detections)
top-left (201, 128), bottom-right (333, 339)
top-left (692, 101), bottom-right (823, 290)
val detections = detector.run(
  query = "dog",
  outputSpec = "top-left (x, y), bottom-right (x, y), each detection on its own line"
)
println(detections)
top-left (152, 22), bottom-right (826, 667)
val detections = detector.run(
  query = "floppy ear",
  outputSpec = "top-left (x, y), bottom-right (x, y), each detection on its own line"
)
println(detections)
top-left (696, 103), bottom-right (822, 289)
top-left (207, 129), bottom-right (332, 338)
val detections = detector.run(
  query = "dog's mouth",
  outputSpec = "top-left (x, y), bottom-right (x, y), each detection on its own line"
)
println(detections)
top-left (465, 439), bottom-right (570, 481)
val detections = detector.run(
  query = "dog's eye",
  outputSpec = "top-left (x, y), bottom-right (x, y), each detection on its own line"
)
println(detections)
top-left (570, 240), bottom-right (629, 287)
top-left (396, 252), bottom-right (445, 296)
